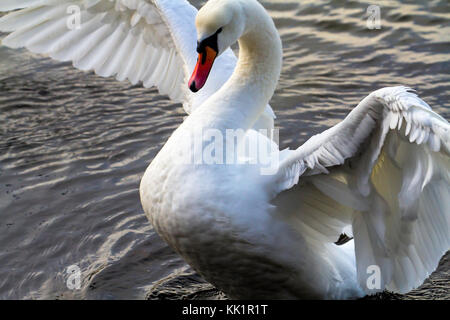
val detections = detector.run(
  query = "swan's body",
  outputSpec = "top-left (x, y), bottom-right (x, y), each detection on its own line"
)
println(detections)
top-left (2, 0), bottom-right (449, 299)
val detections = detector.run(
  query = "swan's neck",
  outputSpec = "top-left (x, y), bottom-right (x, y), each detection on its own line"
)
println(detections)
top-left (201, 3), bottom-right (282, 131)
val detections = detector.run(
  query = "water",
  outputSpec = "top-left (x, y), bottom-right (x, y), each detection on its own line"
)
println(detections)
top-left (0, 0), bottom-right (448, 299)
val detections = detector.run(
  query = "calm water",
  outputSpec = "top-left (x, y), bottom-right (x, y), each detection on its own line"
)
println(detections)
top-left (0, 0), bottom-right (449, 299)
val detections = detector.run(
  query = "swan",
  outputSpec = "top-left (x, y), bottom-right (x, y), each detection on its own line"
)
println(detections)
top-left (1, 0), bottom-right (448, 299)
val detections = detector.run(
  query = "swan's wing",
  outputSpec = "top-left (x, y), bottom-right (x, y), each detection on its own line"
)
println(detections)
top-left (0, 0), bottom-right (238, 114)
top-left (272, 86), bottom-right (449, 294)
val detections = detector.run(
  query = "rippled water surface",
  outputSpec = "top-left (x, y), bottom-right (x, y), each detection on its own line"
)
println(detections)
top-left (0, 0), bottom-right (449, 299)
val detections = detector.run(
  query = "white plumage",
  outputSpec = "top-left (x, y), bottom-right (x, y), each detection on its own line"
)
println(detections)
top-left (273, 86), bottom-right (449, 294)
top-left (1, 0), bottom-right (448, 299)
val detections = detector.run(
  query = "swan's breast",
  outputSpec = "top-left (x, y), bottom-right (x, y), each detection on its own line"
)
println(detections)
top-left (140, 155), bottom-right (256, 247)
top-left (138, 125), bottom-right (335, 298)
top-left (139, 156), bottom-right (324, 298)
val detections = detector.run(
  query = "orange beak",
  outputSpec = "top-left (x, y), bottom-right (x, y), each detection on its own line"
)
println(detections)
top-left (188, 46), bottom-right (218, 92)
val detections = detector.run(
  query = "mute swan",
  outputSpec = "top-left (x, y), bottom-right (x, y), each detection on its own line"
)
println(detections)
top-left (1, 0), bottom-right (448, 299)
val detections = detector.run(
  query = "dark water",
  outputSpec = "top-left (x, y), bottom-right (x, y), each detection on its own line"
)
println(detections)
top-left (0, 0), bottom-right (449, 299)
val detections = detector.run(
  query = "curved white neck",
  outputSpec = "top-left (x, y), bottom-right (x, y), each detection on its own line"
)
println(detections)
top-left (198, 1), bottom-right (282, 131)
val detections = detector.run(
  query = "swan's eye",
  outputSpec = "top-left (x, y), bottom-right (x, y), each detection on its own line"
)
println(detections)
top-left (197, 28), bottom-right (222, 54)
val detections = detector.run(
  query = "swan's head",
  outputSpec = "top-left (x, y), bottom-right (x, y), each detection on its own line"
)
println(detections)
top-left (188, 0), bottom-right (245, 92)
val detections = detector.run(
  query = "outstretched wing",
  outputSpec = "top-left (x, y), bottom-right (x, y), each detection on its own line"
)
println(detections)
top-left (0, 0), bottom-right (239, 114)
top-left (272, 86), bottom-right (450, 294)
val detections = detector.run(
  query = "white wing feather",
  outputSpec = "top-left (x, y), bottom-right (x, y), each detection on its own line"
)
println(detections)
top-left (0, 0), bottom-right (191, 105)
top-left (0, 0), bottom-right (278, 122)
top-left (273, 86), bottom-right (450, 294)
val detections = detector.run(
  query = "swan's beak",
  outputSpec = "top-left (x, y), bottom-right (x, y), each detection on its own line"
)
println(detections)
top-left (188, 46), bottom-right (217, 93)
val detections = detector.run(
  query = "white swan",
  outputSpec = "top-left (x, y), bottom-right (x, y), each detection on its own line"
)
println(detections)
top-left (1, 0), bottom-right (448, 299)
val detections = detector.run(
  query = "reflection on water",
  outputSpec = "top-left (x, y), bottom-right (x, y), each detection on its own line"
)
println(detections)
top-left (0, 0), bottom-right (448, 299)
